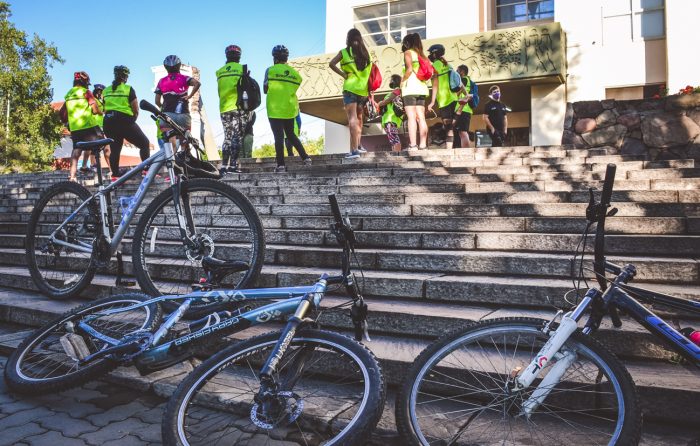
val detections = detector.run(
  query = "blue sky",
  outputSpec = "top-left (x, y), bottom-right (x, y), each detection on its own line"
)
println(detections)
top-left (7, 0), bottom-right (326, 147)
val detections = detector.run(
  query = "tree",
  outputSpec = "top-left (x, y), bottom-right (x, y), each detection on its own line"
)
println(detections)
top-left (0, 2), bottom-right (63, 172)
top-left (252, 132), bottom-right (324, 158)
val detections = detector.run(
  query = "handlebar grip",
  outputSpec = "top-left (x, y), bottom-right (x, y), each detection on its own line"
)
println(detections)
top-left (328, 194), bottom-right (343, 225)
top-left (600, 164), bottom-right (617, 207)
top-left (139, 100), bottom-right (160, 115)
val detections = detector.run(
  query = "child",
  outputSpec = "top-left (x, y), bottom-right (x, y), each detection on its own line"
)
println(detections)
top-left (377, 74), bottom-right (404, 153)
top-left (454, 65), bottom-right (475, 148)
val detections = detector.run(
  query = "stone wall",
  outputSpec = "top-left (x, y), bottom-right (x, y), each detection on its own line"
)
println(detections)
top-left (562, 93), bottom-right (700, 160)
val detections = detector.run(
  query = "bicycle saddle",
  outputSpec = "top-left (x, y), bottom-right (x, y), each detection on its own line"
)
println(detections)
top-left (201, 256), bottom-right (249, 285)
top-left (75, 138), bottom-right (114, 150)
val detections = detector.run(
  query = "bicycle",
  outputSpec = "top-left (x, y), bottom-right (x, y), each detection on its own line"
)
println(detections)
top-left (6, 194), bottom-right (385, 446)
top-left (26, 100), bottom-right (264, 316)
top-left (395, 163), bottom-right (700, 445)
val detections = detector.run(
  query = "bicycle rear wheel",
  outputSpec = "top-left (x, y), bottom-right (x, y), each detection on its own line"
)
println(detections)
top-left (26, 181), bottom-right (99, 300)
top-left (132, 178), bottom-right (264, 316)
top-left (396, 317), bottom-right (641, 446)
top-left (162, 329), bottom-right (386, 446)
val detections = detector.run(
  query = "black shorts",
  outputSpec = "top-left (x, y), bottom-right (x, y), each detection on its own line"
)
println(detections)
top-left (403, 95), bottom-right (426, 107)
top-left (71, 126), bottom-right (103, 150)
top-left (439, 102), bottom-right (457, 120)
top-left (454, 112), bottom-right (472, 132)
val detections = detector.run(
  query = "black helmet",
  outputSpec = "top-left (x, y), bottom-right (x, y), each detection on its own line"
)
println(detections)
top-left (93, 83), bottom-right (106, 91)
top-left (114, 65), bottom-right (130, 77)
top-left (163, 55), bottom-right (181, 73)
top-left (271, 45), bottom-right (289, 58)
top-left (225, 44), bottom-right (242, 57)
top-left (428, 43), bottom-right (445, 61)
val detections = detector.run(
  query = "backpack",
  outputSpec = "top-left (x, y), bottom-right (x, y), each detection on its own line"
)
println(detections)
top-left (368, 62), bottom-right (382, 92)
top-left (236, 65), bottom-right (261, 112)
top-left (448, 68), bottom-right (463, 93)
top-left (391, 89), bottom-right (405, 119)
top-left (416, 55), bottom-right (434, 82)
top-left (467, 78), bottom-right (479, 108)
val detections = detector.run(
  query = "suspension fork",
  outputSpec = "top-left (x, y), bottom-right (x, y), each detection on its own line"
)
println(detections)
top-left (167, 172), bottom-right (196, 249)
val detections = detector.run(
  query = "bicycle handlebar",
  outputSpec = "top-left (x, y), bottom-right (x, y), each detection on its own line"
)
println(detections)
top-left (140, 100), bottom-right (205, 156)
top-left (593, 163), bottom-right (617, 290)
top-left (328, 193), bottom-right (344, 226)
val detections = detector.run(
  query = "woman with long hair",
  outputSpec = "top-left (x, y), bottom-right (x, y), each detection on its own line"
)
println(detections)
top-left (329, 28), bottom-right (371, 158)
top-left (401, 33), bottom-right (430, 149)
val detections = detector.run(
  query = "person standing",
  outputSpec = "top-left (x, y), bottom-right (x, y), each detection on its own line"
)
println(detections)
top-left (155, 55), bottom-right (201, 152)
top-left (60, 71), bottom-right (105, 182)
top-left (264, 45), bottom-right (312, 173)
top-left (401, 33), bottom-right (430, 150)
top-left (454, 64), bottom-right (475, 148)
top-left (216, 44), bottom-right (250, 174)
top-left (377, 74), bottom-right (404, 153)
top-left (328, 28), bottom-right (371, 159)
top-left (484, 85), bottom-right (508, 147)
top-left (80, 83), bottom-right (105, 174)
top-left (427, 44), bottom-right (457, 149)
top-left (103, 65), bottom-right (151, 180)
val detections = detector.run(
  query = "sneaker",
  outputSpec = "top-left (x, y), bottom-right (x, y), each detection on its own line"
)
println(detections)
top-left (226, 165), bottom-right (237, 173)
top-left (79, 167), bottom-right (90, 174)
top-left (357, 146), bottom-right (368, 153)
top-left (110, 176), bottom-right (119, 183)
top-left (344, 151), bottom-right (361, 159)
top-left (303, 157), bottom-right (312, 166)
top-left (219, 167), bottom-right (228, 176)
top-left (275, 165), bottom-right (287, 173)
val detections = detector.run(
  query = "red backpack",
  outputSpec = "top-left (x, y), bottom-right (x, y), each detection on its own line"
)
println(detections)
top-left (368, 62), bottom-right (382, 92)
top-left (416, 56), bottom-right (434, 81)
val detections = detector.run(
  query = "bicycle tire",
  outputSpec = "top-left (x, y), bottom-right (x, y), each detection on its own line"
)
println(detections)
top-left (26, 181), bottom-right (99, 300)
top-left (131, 178), bottom-right (265, 317)
top-left (4, 293), bottom-right (161, 394)
top-left (162, 328), bottom-right (386, 446)
top-left (396, 317), bottom-right (641, 446)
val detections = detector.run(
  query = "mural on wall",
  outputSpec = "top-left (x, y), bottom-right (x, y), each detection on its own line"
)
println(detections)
top-left (290, 22), bottom-right (565, 101)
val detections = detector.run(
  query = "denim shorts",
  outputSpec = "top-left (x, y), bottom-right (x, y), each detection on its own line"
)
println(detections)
top-left (342, 91), bottom-right (368, 106)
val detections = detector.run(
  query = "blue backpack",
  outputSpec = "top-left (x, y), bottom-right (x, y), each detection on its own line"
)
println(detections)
top-left (466, 77), bottom-right (479, 108)
top-left (448, 68), bottom-right (463, 93)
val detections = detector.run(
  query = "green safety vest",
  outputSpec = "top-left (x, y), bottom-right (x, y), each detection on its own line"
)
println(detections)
top-left (266, 63), bottom-right (302, 119)
top-left (64, 86), bottom-right (97, 132)
top-left (95, 98), bottom-right (104, 127)
top-left (216, 62), bottom-right (244, 113)
top-left (432, 59), bottom-right (457, 108)
top-left (381, 92), bottom-right (402, 127)
top-left (458, 76), bottom-right (473, 115)
top-left (401, 50), bottom-right (428, 97)
top-left (103, 83), bottom-right (134, 116)
top-left (340, 48), bottom-right (371, 97)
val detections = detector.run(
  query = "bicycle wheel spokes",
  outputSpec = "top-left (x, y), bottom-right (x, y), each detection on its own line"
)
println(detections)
top-left (177, 338), bottom-right (371, 445)
top-left (408, 326), bottom-right (625, 446)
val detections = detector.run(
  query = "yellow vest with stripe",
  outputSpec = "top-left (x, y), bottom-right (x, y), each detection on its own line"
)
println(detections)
top-left (216, 62), bottom-right (244, 113)
top-left (340, 48), bottom-right (371, 97)
top-left (64, 86), bottom-right (97, 132)
top-left (103, 83), bottom-right (133, 116)
top-left (432, 59), bottom-right (457, 108)
top-left (458, 76), bottom-right (473, 115)
top-left (95, 98), bottom-right (104, 127)
top-left (401, 50), bottom-right (429, 97)
top-left (381, 92), bottom-right (402, 127)
top-left (266, 64), bottom-right (302, 119)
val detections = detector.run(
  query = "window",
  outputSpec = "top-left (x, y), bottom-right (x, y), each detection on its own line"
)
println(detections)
top-left (603, 0), bottom-right (665, 41)
top-left (354, 0), bottom-right (426, 47)
top-left (496, 0), bottom-right (554, 26)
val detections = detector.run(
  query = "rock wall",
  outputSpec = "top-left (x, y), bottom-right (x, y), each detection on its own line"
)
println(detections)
top-left (562, 93), bottom-right (700, 160)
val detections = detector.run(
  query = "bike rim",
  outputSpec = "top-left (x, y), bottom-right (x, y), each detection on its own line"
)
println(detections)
top-left (15, 298), bottom-right (152, 382)
top-left (409, 324), bottom-right (625, 446)
top-left (176, 336), bottom-right (371, 446)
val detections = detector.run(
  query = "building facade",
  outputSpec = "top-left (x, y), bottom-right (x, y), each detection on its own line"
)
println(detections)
top-left (290, 0), bottom-right (699, 152)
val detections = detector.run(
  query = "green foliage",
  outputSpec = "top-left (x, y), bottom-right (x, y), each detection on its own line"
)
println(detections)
top-left (0, 2), bottom-right (63, 173)
top-left (252, 132), bottom-right (324, 158)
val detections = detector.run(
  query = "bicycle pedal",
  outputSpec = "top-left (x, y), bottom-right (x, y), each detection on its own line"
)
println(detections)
top-left (117, 278), bottom-right (137, 287)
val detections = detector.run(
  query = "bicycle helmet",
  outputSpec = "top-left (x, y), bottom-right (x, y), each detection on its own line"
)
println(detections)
top-left (225, 45), bottom-right (242, 57)
top-left (428, 44), bottom-right (445, 61)
top-left (73, 71), bottom-right (90, 85)
top-left (163, 55), bottom-right (182, 73)
top-left (93, 83), bottom-right (105, 91)
top-left (271, 45), bottom-right (289, 58)
top-left (114, 65), bottom-right (130, 78)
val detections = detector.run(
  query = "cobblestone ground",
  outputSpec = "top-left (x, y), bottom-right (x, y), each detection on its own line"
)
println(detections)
top-left (1, 355), bottom-right (698, 446)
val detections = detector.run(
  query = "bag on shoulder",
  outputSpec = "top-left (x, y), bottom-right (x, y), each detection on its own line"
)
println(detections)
top-left (237, 65), bottom-right (261, 111)
top-left (416, 56), bottom-right (434, 82)
top-left (368, 62), bottom-right (382, 92)
top-left (448, 68), bottom-right (463, 93)
top-left (468, 79), bottom-right (479, 108)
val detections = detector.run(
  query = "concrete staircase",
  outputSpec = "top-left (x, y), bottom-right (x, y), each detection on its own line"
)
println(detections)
top-left (0, 145), bottom-right (698, 426)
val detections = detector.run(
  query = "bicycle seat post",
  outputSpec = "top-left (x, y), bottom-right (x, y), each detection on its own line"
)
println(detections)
top-left (93, 148), bottom-right (104, 184)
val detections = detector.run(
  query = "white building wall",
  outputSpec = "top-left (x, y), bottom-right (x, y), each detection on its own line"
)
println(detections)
top-left (665, 0), bottom-right (700, 93)
top-left (425, 0), bottom-right (479, 38)
top-left (531, 83), bottom-right (566, 146)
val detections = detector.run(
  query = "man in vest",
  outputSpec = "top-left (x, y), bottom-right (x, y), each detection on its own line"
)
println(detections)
top-left (217, 44), bottom-right (250, 174)
top-left (60, 71), bottom-right (105, 182)
top-left (427, 44), bottom-right (458, 149)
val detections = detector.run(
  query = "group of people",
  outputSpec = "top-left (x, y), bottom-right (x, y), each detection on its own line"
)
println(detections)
top-left (61, 28), bottom-right (510, 180)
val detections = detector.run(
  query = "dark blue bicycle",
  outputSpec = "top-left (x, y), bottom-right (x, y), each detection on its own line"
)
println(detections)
top-left (396, 164), bottom-right (700, 446)
top-left (6, 194), bottom-right (385, 445)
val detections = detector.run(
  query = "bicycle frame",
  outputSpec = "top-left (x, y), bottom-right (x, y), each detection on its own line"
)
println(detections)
top-left (47, 141), bottom-right (181, 256)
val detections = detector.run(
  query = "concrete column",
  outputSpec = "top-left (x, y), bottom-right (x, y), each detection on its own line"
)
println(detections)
top-left (324, 122), bottom-right (351, 154)
top-left (530, 83), bottom-right (566, 146)
top-left (665, 0), bottom-right (700, 93)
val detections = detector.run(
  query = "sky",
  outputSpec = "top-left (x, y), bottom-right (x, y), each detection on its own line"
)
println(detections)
top-left (7, 0), bottom-right (327, 148)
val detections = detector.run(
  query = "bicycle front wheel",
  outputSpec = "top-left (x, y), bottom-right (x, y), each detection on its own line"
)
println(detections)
top-left (132, 178), bottom-right (264, 313)
top-left (396, 318), bottom-right (641, 446)
top-left (26, 181), bottom-right (99, 299)
top-left (162, 329), bottom-right (386, 446)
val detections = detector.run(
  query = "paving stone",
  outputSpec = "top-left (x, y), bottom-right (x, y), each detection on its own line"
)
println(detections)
top-left (100, 436), bottom-right (149, 446)
top-left (131, 421), bottom-right (162, 443)
top-left (0, 407), bottom-right (54, 430)
top-left (24, 431), bottom-right (89, 446)
top-left (0, 422), bottom-right (47, 446)
top-left (85, 401), bottom-right (148, 427)
top-left (38, 412), bottom-right (99, 437)
top-left (80, 417), bottom-right (149, 445)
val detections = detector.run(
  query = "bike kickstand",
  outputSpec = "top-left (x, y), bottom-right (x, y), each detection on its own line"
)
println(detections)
top-left (115, 251), bottom-right (136, 287)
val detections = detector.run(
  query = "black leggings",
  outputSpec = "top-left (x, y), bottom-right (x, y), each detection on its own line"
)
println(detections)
top-left (269, 118), bottom-right (308, 167)
top-left (104, 113), bottom-right (150, 175)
